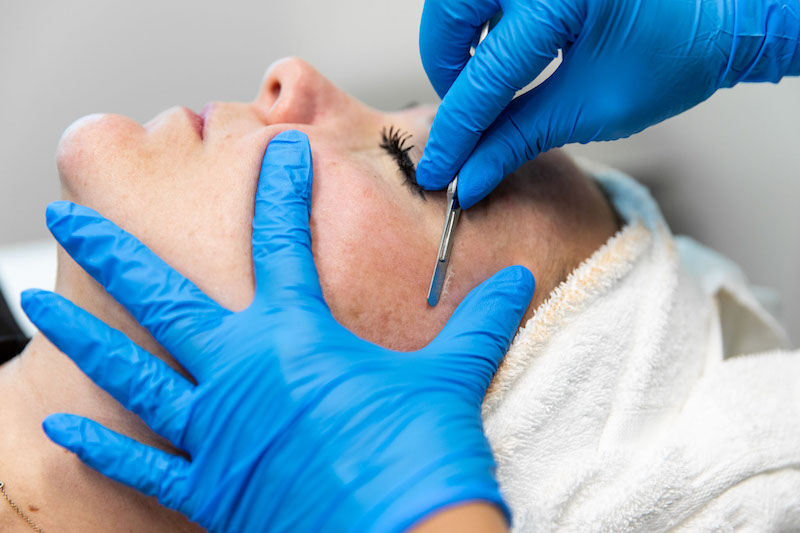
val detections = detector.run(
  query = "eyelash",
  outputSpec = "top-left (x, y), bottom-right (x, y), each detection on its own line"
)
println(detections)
top-left (380, 126), bottom-right (426, 200)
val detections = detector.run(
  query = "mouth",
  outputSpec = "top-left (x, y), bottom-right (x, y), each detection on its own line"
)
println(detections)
top-left (183, 106), bottom-right (206, 140)
top-left (198, 103), bottom-right (215, 140)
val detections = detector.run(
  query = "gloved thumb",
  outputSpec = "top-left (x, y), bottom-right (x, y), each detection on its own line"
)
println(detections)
top-left (251, 129), bottom-right (326, 309)
top-left (426, 266), bottom-right (534, 398)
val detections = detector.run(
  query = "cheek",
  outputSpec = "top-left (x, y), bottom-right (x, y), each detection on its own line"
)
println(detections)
top-left (56, 114), bottom-right (260, 312)
top-left (310, 162), bottom-right (454, 351)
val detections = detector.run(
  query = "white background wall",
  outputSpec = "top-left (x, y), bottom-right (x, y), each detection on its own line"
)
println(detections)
top-left (1, 0), bottom-right (797, 343)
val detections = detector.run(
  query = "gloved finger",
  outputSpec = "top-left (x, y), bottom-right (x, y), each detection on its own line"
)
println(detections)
top-left (426, 265), bottom-right (534, 398)
top-left (45, 201), bottom-right (230, 357)
top-left (23, 290), bottom-right (194, 445)
top-left (456, 71), bottom-right (580, 209)
top-left (419, 0), bottom-right (502, 99)
top-left (252, 130), bottom-right (325, 307)
top-left (417, 4), bottom-right (582, 190)
top-left (42, 413), bottom-right (190, 511)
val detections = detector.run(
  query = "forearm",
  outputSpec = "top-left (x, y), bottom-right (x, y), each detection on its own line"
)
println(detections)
top-left (411, 502), bottom-right (509, 533)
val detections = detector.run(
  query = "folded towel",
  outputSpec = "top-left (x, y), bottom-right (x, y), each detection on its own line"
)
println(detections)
top-left (483, 164), bottom-right (799, 532)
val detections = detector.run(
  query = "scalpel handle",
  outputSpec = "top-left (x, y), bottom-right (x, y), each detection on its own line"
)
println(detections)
top-left (427, 179), bottom-right (461, 307)
top-left (438, 182), bottom-right (461, 261)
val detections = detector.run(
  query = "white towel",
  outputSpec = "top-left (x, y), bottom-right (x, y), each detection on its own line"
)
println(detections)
top-left (483, 164), bottom-right (800, 532)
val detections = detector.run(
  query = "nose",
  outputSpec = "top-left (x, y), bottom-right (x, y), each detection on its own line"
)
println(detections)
top-left (256, 57), bottom-right (355, 126)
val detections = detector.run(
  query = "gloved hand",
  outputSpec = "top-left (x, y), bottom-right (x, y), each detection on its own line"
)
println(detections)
top-left (417, 0), bottom-right (800, 208)
top-left (22, 130), bottom-right (535, 533)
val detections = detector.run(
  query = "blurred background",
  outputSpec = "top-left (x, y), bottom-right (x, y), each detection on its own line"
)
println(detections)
top-left (1, 0), bottom-right (797, 343)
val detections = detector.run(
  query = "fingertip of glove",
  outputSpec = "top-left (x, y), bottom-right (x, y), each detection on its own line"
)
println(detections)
top-left (498, 265), bottom-right (536, 298)
top-left (456, 159), bottom-right (497, 209)
top-left (261, 129), bottom-right (313, 201)
top-left (468, 266), bottom-right (535, 312)
top-left (19, 288), bottom-right (44, 315)
top-left (46, 202), bottom-right (100, 240)
top-left (456, 187), bottom-right (477, 210)
top-left (271, 129), bottom-right (309, 146)
top-left (21, 289), bottom-right (63, 324)
top-left (41, 414), bottom-right (58, 434)
top-left (416, 158), bottom-right (450, 191)
top-left (42, 413), bottom-right (76, 444)
top-left (45, 201), bottom-right (73, 228)
top-left (510, 264), bottom-right (535, 286)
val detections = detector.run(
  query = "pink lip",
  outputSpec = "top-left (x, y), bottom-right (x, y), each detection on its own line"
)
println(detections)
top-left (199, 102), bottom-right (214, 140)
top-left (182, 107), bottom-right (205, 139)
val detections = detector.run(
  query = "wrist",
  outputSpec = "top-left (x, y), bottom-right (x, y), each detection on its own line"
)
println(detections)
top-left (325, 439), bottom-right (510, 533)
top-left (410, 502), bottom-right (508, 533)
top-left (721, 0), bottom-right (800, 86)
top-left (322, 405), bottom-right (510, 532)
top-left (370, 473), bottom-right (509, 533)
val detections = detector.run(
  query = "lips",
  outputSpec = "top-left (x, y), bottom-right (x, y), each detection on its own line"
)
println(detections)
top-left (182, 107), bottom-right (205, 139)
top-left (182, 104), bottom-right (215, 140)
top-left (198, 103), bottom-right (215, 140)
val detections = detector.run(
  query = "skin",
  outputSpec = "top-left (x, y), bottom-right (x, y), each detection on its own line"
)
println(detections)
top-left (0, 58), bottom-right (618, 531)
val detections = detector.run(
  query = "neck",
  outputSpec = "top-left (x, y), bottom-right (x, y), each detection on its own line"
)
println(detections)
top-left (0, 360), bottom-right (198, 533)
top-left (9, 335), bottom-right (152, 433)
top-left (0, 288), bottom-right (200, 531)
top-left (0, 329), bottom-right (171, 492)
top-left (14, 249), bottom-right (190, 421)
top-left (5, 269), bottom-right (184, 448)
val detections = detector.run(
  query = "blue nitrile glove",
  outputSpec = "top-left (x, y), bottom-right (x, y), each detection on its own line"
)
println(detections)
top-left (21, 130), bottom-right (535, 533)
top-left (417, 0), bottom-right (800, 208)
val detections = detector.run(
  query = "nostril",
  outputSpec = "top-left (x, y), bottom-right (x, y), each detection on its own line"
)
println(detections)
top-left (269, 81), bottom-right (281, 101)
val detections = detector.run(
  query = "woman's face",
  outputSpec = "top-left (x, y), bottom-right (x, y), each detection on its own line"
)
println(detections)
top-left (55, 57), bottom-right (616, 353)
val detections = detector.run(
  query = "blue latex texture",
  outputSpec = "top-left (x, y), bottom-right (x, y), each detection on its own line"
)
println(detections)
top-left (417, 0), bottom-right (800, 208)
top-left (21, 130), bottom-right (535, 533)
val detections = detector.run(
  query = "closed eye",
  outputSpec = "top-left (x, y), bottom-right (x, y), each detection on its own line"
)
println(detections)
top-left (379, 126), bottom-right (426, 200)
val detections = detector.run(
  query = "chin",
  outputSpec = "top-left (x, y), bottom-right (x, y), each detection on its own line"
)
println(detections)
top-left (56, 113), bottom-right (142, 196)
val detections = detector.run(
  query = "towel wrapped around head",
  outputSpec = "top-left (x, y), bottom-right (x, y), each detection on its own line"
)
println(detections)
top-left (483, 163), bottom-right (799, 532)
